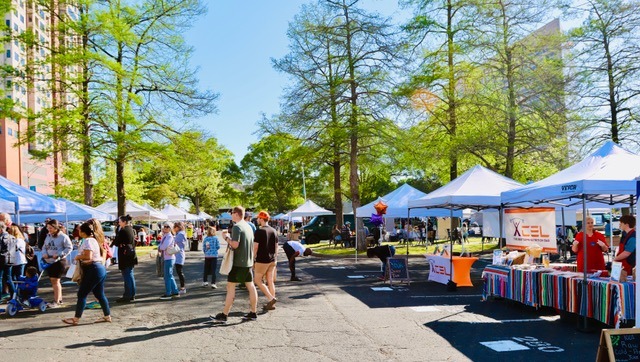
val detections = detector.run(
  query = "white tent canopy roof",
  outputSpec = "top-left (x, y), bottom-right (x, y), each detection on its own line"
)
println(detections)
top-left (96, 200), bottom-right (167, 221)
top-left (289, 200), bottom-right (333, 217)
top-left (501, 141), bottom-right (640, 207)
top-left (161, 204), bottom-right (192, 221)
top-left (357, 183), bottom-right (462, 218)
top-left (197, 211), bottom-right (213, 219)
top-left (409, 165), bottom-right (523, 210)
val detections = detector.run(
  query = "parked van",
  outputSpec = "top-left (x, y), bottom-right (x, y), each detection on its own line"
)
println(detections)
top-left (301, 215), bottom-right (373, 244)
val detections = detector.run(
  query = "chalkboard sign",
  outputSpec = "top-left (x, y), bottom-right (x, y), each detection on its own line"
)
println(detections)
top-left (386, 257), bottom-right (410, 285)
top-left (596, 328), bottom-right (640, 362)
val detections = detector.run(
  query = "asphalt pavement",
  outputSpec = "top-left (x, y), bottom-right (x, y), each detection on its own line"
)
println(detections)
top-left (0, 245), bottom-right (606, 361)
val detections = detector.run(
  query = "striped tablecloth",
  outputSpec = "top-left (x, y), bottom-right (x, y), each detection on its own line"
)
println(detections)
top-left (482, 265), bottom-right (635, 328)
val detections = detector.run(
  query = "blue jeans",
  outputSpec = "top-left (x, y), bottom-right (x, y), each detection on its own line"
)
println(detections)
top-left (120, 267), bottom-right (136, 299)
top-left (163, 259), bottom-right (179, 296)
top-left (75, 263), bottom-right (110, 318)
top-left (3, 265), bottom-right (15, 296)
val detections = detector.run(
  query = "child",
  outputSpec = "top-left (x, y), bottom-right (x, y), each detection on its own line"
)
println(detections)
top-left (202, 226), bottom-right (220, 289)
top-left (17, 266), bottom-right (39, 301)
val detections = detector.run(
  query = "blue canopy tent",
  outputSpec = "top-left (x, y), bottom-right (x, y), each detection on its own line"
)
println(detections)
top-left (0, 175), bottom-right (65, 223)
top-left (0, 198), bottom-right (15, 214)
top-left (18, 198), bottom-right (113, 223)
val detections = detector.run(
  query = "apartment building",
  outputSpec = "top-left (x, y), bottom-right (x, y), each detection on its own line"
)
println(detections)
top-left (1, 0), bottom-right (77, 194)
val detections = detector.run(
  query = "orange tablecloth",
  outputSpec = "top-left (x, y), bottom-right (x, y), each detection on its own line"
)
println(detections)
top-left (426, 255), bottom-right (479, 287)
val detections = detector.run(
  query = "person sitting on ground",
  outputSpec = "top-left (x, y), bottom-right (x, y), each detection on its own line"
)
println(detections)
top-left (283, 240), bottom-right (312, 281)
top-left (367, 245), bottom-right (396, 280)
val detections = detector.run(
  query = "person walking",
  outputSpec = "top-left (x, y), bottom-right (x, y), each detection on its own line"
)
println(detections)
top-left (41, 219), bottom-right (73, 307)
top-left (173, 221), bottom-right (188, 294)
top-left (158, 223), bottom-right (180, 300)
top-left (202, 226), bottom-right (220, 289)
top-left (283, 240), bottom-right (312, 281)
top-left (62, 222), bottom-right (111, 326)
top-left (112, 215), bottom-right (137, 303)
top-left (0, 221), bottom-right (14, 301)
top-left (7, 225), bottom-right (28, 284)
top-left (211, 206), bottom-right (258, 323)
top-left (253, 211), bottom-right (278, 311)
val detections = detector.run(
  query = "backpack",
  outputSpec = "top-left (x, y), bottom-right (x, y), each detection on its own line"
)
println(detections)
top-left (0, 232), bottom-right (12, 264)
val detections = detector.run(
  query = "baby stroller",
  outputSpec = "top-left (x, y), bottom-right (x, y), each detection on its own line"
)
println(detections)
top-left (4, 258), bottom-right (56, 316)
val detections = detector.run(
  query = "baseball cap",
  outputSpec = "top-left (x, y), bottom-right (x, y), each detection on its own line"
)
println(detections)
top-left (257, 211), bottom-right (270, 221)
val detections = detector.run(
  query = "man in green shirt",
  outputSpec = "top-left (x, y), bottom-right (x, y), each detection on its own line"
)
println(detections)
top-left (212, 206), bottom-right (258, 323)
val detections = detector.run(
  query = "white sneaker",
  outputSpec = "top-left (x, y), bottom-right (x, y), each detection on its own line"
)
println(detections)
top-left (211, 284), bottom-right (217, 289)
top-left (202, 282), bottom-right (209, 287)
top-left (179, 288), bottom-right (187, 295)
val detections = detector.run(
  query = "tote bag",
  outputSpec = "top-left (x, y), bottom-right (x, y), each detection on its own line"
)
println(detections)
top-left (219, 246), bottom-right (234, 275)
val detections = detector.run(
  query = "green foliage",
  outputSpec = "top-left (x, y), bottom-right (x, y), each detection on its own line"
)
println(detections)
top-left (240, 134), bottom-right (306, 212)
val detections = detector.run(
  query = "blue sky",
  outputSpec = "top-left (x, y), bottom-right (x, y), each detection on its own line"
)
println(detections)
top-left (184, 1), bottom-right (406, 163)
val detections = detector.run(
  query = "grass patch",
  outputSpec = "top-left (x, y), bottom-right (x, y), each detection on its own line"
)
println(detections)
top-left (310, 237), bottom-right (500, 257)
top-left (135, 245), bottom-right (157, 258)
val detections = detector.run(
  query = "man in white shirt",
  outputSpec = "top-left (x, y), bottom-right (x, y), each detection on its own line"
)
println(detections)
top-left (283, 240), bottom-right (312, 281)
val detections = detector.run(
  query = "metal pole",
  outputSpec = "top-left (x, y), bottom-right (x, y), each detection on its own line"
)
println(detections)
top-left (579, 196), bottom-right (589, 331)
top-left (301, 165), bottom-right (307, 201)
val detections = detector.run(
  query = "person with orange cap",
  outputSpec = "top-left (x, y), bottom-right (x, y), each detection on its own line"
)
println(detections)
top-left (253, 211), bottom-right (278, 310)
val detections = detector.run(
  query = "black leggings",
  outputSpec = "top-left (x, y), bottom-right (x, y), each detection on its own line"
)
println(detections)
top-left (175, 264), bottom-right (185, 288)
top-left (203, 258), bottom-right (217, 283)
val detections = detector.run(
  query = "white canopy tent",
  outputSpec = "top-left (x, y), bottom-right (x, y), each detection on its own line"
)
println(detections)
top-left (197, 211), bottom-right (213, 220)
top-left (96, 200), bottom-right (167, 221)
top-left (500, 141), bottom-right (640, 328)
top-left (408, 165), bottom-right (523, 289)
top-left (289, 200), bottom-right (333, 217)
top-left (409, 165), bottom-right (523, 210)
top-left (161, 204), bottom-right (192, 221)
top-left (357, 183), bottom-right (462, 218)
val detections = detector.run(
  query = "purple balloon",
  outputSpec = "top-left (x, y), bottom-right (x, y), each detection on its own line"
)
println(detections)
top-left (370, 213), bottom-right (384, 227)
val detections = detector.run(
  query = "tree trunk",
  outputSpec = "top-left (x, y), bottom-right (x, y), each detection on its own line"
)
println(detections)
top-left (604, 36), bottom-right (618, 143)
top-left (447, 0), bottom-right (458, 181)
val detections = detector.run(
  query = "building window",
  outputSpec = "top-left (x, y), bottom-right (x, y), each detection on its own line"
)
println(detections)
top-left (20, 15), bottom-right (24, 23)
top-left (13, 24), bottom-right (18, 32)
top-left (5, 49), bottom-right (10, 58)
top-left (5, 19), bottom-right (9, 27)
top-left (8, 128), bottom-right (12, 136)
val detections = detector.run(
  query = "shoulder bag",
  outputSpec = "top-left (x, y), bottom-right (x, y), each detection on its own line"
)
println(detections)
top-left (219, 246), bottom-right (234, 275)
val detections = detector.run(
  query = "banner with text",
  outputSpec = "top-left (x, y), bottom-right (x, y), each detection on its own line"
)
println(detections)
top-left (426, 255), bottom-right (451, 285)
top-left (505, 207), bottom-right (557, 253)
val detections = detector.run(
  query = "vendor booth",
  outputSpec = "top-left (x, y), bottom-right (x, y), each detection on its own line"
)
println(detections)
top-left (409, 165), bottom-right (523, 289)
top-left (0, 175), bottom-right (66, 223)
top-left (497, 141), bottom-right (640, 328)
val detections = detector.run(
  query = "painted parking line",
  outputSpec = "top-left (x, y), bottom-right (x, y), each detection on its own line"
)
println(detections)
top-left (411, 306), bottom-right (441, 312)
top-left (371, 287), bottom-right (394, 291)
top-left (480, 340), bottom-right (529, 352)
top-left (347, 275), bottom-right (365, 279)
top-left (410, 294), bottom-right (483, 299)
top-left (331, 266), bottom-right (346, 269)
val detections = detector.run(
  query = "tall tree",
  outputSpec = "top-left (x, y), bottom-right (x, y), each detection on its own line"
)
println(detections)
top-left (401, 0), bottom-right (474, 181)
top-left (240, 134), bottom-right (306, 213)
top-left (466, 3), bottom-right (568, 178)
top-left (567, 0), bottom-right (640, 150)
top-left (90, 0), bottom-right (217, 215)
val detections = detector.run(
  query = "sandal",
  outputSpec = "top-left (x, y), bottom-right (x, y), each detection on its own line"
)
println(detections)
top-left (95, 315), bottom-right (112, 323)
top-left (62, 317), bottom-right (79, 326)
